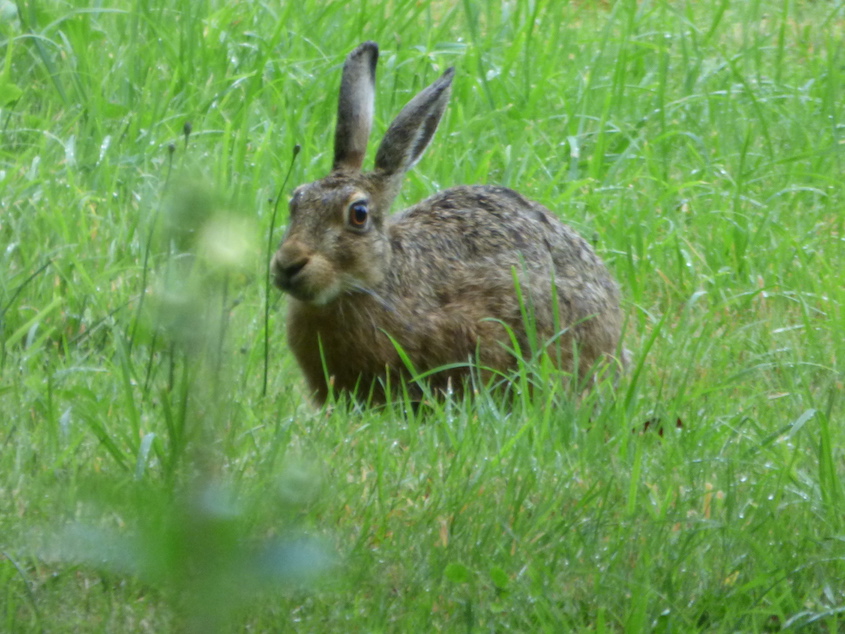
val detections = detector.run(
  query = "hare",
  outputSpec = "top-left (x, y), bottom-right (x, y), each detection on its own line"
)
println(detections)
top-left (272, 41), bottom-right (624, 405)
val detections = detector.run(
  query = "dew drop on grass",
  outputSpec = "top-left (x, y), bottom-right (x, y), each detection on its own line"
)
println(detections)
top-left (28, 156), bottom-right (40, 180)
top-left (98, 135), bottom-right (112, 165)
top-left (64, 135), bottom-right (76, 167)
top-left (59, 407), bottom-right (72, 437)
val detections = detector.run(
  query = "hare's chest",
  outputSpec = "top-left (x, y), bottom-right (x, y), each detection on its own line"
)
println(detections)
top-left (286, 300), bottom-right (403, 380)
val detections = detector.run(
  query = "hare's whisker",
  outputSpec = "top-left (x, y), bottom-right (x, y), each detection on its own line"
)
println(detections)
top-left (347, 282), bottom-right (395, 312)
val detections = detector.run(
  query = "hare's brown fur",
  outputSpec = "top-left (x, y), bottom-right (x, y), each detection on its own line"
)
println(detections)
top-left (272, 42), bottom-right (624, 405)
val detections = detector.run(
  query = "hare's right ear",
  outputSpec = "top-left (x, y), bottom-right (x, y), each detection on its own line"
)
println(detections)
top-left (333, 41), bottom-right (379, 172)
top-left (374, 67), bottom-right (455, 179)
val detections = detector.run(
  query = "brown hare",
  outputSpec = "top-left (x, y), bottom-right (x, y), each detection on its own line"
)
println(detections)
top-left (272, 41), bottom-right (624, 405)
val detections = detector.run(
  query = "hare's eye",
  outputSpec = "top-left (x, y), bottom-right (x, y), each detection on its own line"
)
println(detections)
top-left (348, 201), bottom-right (369, 229)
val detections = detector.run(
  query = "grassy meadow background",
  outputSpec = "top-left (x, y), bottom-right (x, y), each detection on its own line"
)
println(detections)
top-left (2, 0), bottom-right (845, 630)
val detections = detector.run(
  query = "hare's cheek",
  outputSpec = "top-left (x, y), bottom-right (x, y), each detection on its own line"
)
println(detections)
top-left (356, 259), bottom-right (387, 288)
top-left (334, 237), bottom-right (388, 287)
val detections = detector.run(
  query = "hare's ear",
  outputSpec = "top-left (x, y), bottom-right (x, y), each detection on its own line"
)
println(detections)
top-left (333, 41), bottom-right (379, 172)
top-left (374, 67), bottom-right (454, 179)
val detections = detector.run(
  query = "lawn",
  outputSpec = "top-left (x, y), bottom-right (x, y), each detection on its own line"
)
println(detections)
top-left (2, 0), bottom-right (844, 631)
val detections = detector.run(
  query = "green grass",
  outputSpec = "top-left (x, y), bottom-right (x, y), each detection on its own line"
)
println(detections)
top-left (2, 0), bottom-right (844, 630)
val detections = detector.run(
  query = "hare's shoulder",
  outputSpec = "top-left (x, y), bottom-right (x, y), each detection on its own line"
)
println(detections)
top-left (391, 184), bottom-right (568, 233)
top-left (398, 185), bottom-right (538, 221)
top-left (387, 184), bottom-right (608, 283)
top-left (388, 184), bottom-right (584, 251)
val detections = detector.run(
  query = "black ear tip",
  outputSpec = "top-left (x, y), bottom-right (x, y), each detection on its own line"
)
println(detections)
top-left (441, 67), bottom-right (456, 84)
top-left (352, 41), bottom-right (379, 59)
top-left (344, 41), bottom-right (379, 82)
top-left (351, 41), bottom-right (379, 74)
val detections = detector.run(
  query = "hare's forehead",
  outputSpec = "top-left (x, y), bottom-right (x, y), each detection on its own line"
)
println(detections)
top-left (291, 177), bottom-right (371, 208)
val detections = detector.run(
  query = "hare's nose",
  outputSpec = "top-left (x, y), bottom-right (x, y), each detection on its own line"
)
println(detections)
top-left (280, 257), bottom-right (308, 279)
top-left (272, 250), bottom-right (310, 289)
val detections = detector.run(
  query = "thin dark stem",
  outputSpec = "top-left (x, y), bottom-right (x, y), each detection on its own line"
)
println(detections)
top-left (143, 329), bottom-right (159, 394)
top-left (1, 259), bottom-right (53, 317)
top-left (130, 144), bottom-right (176, 356)
top-left (0, 259), bottom-right (53, 372)
top-left (263, 144), bottom-right (300, 397)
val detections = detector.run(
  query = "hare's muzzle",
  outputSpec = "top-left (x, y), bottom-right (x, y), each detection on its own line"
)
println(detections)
top-left (271, 242), bottom-right (342, 306)
top-left (271, 248), bottom-right (309, 293)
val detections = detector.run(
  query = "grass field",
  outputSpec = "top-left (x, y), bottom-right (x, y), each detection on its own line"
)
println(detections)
top-left (2, 0), bottom-right (845, 631)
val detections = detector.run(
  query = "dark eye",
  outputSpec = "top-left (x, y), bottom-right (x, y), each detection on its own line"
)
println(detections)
top-left (348, 201), bottom-right (369, 229)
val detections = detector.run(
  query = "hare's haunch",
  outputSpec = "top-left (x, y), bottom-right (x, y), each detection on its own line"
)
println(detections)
top-left (272, 41), bottom-right (624, 404)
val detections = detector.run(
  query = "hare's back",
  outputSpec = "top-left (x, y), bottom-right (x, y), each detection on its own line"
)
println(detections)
top-left (391, 184), bottom-right (622, 369)
top-left (392, 185), bottom-right (604, 271)
top-left (388, 184), bottom-right (620, 332)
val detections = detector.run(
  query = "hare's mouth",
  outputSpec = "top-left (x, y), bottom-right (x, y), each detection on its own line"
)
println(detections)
top-left (281, 284), bottom-right (342, 307)
top-left (276, 276), bottom-right (342, 307)
top-left (275, 271), bottom-right (343, 307)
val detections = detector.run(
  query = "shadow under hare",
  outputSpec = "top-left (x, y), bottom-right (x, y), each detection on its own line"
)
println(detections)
top-left (272, 41), bottom-right (624, 405)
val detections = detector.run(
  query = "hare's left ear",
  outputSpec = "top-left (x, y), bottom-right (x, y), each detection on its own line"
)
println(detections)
top-left (333, 41), bottom-right (379, 172)
top-left (374, 67), bottom-right (455, 180)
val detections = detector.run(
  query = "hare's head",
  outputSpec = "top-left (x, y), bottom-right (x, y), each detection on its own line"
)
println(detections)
top-left (272, 42), bottom-right (454, 306)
